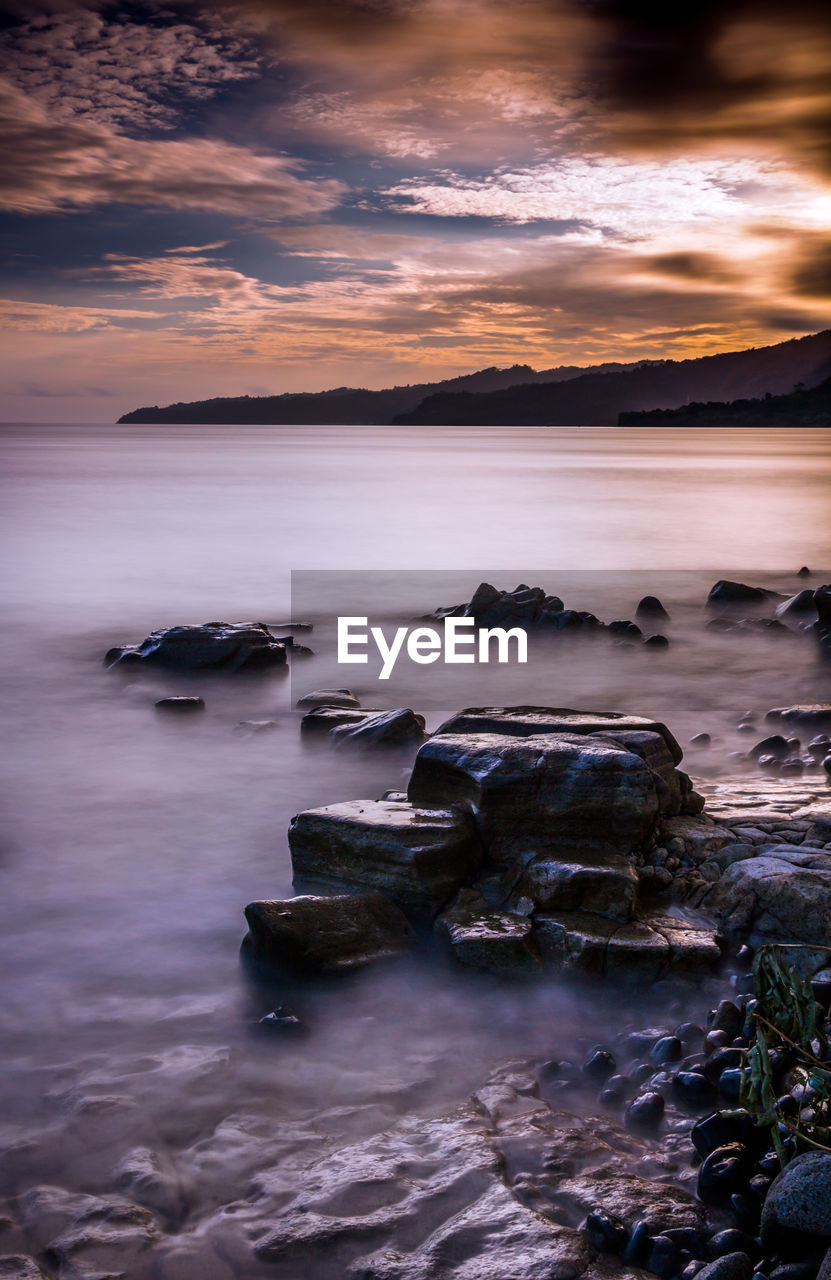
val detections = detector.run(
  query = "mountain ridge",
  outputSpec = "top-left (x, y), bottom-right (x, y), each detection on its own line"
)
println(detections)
top-left (117, 331), bottom-right (831, 426)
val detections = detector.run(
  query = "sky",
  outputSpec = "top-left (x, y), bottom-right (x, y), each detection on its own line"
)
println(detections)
top-left (0, 0), bottom-right (830, 421)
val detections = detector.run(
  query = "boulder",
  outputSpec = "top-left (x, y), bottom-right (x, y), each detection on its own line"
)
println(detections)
top-left (242, 894), bottom-right (416, 975)
top-left (154, 696), bottom-right (205, 714)
top-left (707, 581), bottom-right (780, 607)
top-left (760, 1152), bottom-right (831, 1249)
top-left (288, 800), bottom-right (481, 919)
top-left (434, 889), bottom-right (541, 975)
top-left (295, 688), bottom-right (360, 709)
top-left (331, 707), bottom-right (426, 750)
top-left (636, 595), bottom-right (670, 620)
top-left (775, 590), bottom-right (818, 622)
top-left (431, 706), bottom-right (683, 764)
top-left (408, 731), bottom-right (662, 862)
top-left (765, 704), bottom-right (831, 732)
top-left (105, 622), bottom-right (286, 673)
top-left (699, 846), bottom-right (831, 947)
top-left (511, 854), bottom-right (638, 922)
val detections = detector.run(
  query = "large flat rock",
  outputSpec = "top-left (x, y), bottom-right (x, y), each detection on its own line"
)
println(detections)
top-left (408, 731), bottom-right (661, 861)
top-left (534, 910), bottom-right (721, 980)
top-left (435, 890), bottom-right (542, 975)
top-left (432, 707), bottom-right (683, 764)
top-left (289, 800), bottom-right (482, 919)
top-left (243, 893), bottom-right (416, 974)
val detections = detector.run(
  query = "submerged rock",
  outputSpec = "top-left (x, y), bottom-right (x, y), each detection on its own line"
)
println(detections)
top-left (288, 799), bottom-right (481, 920)
top-left (105, 622), bottom-right (287, 674)
top-left (242, 893), bottom-right (416, 975)
top-left (636, 595), bottom-right (670, 620)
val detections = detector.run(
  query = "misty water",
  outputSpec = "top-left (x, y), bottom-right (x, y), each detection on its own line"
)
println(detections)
top-left (1, 424), bottom-right (831, 1273)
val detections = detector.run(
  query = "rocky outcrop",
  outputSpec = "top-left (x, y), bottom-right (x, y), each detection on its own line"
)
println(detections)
top-left (289, 800), bottom-right (481, 920)
top-left (104, 622), bottom-right (287, 673)
top-left (245, 1062), bottom-right (704, 1278)
top-left (534, 910), bottom-right (721, 980)
top-left (242, 894), bottom-right (416, 975)
top-left (430, 707), bottom-right (683, 765)
top-left (697, 845), bottom-right (831, 948)
top-left (765, 703), bottom-right (831, 732)
top-left (408, 731), bottom-right (663, 861)
top-left (434, 890), bottom-right (541, 975)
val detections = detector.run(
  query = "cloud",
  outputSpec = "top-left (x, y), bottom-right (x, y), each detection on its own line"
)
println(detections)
top-left (0, 77), bottom-right (347, 216)
top-left (0, 4), bottom-right (262, 131)
top-left (381, 155), bottom-right (830, 239)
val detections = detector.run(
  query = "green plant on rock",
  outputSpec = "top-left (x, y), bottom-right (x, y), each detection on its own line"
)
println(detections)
top-left (740, 944), bottom-right (831, 1167)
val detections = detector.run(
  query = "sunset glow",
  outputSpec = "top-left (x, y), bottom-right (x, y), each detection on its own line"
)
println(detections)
top-left (1, 0), bottom-right (829, 420)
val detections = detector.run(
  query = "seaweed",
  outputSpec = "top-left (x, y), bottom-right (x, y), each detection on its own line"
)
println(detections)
top-left (740, 944), bottom-right (831, 1167)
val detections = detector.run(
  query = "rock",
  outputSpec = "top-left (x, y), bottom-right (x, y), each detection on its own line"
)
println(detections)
top-left (435, 890), bottom-right (541, 975)
top-left (625, 1091), bottom-right (665, 1131)
top-left (775, 590), bottom-right (818, 622)
top-left (649, 1235), bottom-right (682, 1278)
top-left (700, 847), bottom-right (831, 947)
top-left (585, 1210), bottom-right (628, 1252)
top-left (674, 1072), bottom-right (719, 1109)
top-left (42, 1199), bottom-right (160, 1278)
top-left (651, 1035), bottom-right (683, 1066)
top-left (694, 1255), bottom-right (754, 1280)
top-left (798, 567), bottom-right (812, 577)
top-left (430, 705), bottom-right (684, 764)
top-left (605, 921), bottom-right (669, 981)
top-left (300, 705), bottom-right (386, 736)
top-left (691, 733), bottom-right (712, 748)
top-left (0, 1259), bottom-right (48, 1279)
top-left (636, 595), bottom-right (670, 620)
top-left (288, 799), bottom-right (481, 920)
top-left (708, 581), bottom-right (780, 607)
top-left (697, 1143), bottom-right (753, 1205)
top-left (765, 705), bottom-right (831, 732)
top-left (234, 719), bottom-right (278, 735)
top-left (242, 893), bottom-right (416, 975)
top-left (331, 707), bottom-right (427, 750)
top-left (154, 696), bottom-right (205, 714)
top-left (750, 735), bottom-right (790, 761)
top-left (810, 968), bottom-right (831, 1006)
top-left (643, 632), bottom-right (670, 648)
top-left (295, 688), bottom-right (360, 709)
top-left (408, 730), bottom-right (662, 862)
top-left (760, 1152), bottom-right (831, 1248)
top-left (105, 621), bottom-right (287, 673)
top-left (511, 854), bottom-right (639, 922)
top-left (112, 1146), bottom-right (187, 1220)
top-left (257, 1004), bottom-right (307, 1035)
top-left (534, 911), bottom-right (720, 979)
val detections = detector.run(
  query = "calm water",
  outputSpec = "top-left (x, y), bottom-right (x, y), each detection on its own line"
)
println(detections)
top-left (1, 425), bottom-right (830, 1273)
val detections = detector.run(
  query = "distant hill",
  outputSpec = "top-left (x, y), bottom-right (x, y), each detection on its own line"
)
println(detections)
top-left (394, 331), bottom-right (831, 426)
top-left (117, 359), bottom-right (655, 425)
top-left (619, 377), bottom-right (831, 427)
top-left (117, 330), bottom-right (831, 427)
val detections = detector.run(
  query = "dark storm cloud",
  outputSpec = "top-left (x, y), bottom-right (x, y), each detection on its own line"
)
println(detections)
top-left (643, 253), bottom-right (739, 284)
top-left (789, 234), bottom-right (831, 298)
top-left (584, 0), bottom-right (831, 173)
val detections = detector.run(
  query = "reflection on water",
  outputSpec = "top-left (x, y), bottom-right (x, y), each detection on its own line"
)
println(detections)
top-left (1, 424), bottom-right (830, 1266)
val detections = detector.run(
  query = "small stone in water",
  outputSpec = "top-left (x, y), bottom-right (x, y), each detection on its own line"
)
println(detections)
top-left (694, 1255), bottom-right (755, 1280)
top-left (652, 1035), bottom-right (684, 1066)
top-left (585, 1210), bottom-right (628, 1253)
top-left (257, 1004), bottom-right (307, 1034)
top-left (674, 1071), bottom-right (718, 1108)
top-left (649, 1235), bottom-right (682, 1278)
top-left (707, 1230), bottom-right (758, 1260)
top-left (697, 1143), bottom-right (752, 1205)
top-left (582, 1047), bottom-right (616, 1084)
top-left (622, 1220), bottom-right (651, 1266)
top-left (626, 1090), bottom-right (665, 1131)
top-left (823, 754), bottom-right (831, 775)
top-left (155, 696), bottom-right (206, 713)
top-left (719, 1068), bottom-right (745, 1101)
top-left (691, 733), bottom-right (712, 748)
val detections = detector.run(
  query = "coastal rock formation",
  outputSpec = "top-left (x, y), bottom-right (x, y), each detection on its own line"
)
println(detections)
top-left (242, 894), bottom-right (416, 974)
top-left (697, 845), bottom-right (831, 948)
top-left (430, 707), bottom-right (684, 765)
top-left (407, 731), bottom-right (662, 860)
top-left (104, 622), bottom-right (287, 674)
top-left (289, 800), bottom-right (481, 920)
top-left (707, 581), bottom-right (781, 608)
top-left (248, 1062), bottom-right (704, 1277)
top-left (434, 889), bottom-right (542, 974)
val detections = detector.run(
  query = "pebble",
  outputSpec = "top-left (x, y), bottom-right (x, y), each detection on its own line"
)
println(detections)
top-left (585, 1210), bottom-right (628, 1253)
top-left (625, 1090), bottom-right (665, 1131)
top-left (582, 1047), bottom-right (616, 1084)
top-left (651, 1035), bottom-right (684, 1066)
top-left (154, 696), bottom-right (206, 713)
top-left (694, 1255), bottom-right (755, 1280)
top-left (623, 1220), bottom-right (651, 1265)
top-left (697, 1142), bottom-right (752, 1205)
top-left (649, 1235), bottom-right (682, 1278)
top-left (674, 1072), bottom-right (719, 1108)
top-left (707, 1230), bottom-right (759, 1260)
